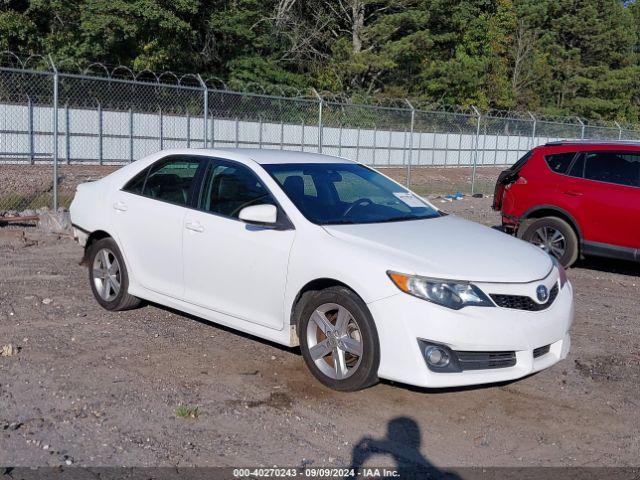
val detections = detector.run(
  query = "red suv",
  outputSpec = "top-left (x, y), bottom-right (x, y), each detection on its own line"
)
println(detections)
top-left (493, 141), bottom-right (640, 267)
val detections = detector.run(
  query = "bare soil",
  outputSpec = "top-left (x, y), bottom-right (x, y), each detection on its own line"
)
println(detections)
top-left (0, 171), bottom-right (639, 470)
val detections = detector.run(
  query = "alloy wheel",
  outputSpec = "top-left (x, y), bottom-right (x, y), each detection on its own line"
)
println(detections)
top-left (92, 248), bottom-right (121, 301)
top-left (531, 226), bottom-right (566, 260)
top-left (305, 303), bottom-right (363, 380)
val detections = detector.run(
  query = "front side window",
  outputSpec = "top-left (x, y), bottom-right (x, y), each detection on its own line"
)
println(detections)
top-left (545, 152), bottom-right (576, 174)
top-left (122, 156), bottom-right (201, 206)
top-left (264, 162), bottom-right (440, 225)
top-left (199, 160), bottom-right (276, 219)
top-left (583, 152), bottom-right (640, 187)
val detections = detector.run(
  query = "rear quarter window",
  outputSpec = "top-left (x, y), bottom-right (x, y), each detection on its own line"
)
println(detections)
top-left (544, 152), bottom-right (576, 174)
top-left (123, 168), bottom-right (149, 194)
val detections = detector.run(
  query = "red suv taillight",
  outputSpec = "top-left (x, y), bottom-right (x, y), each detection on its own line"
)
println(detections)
top-left (492, 150), bottom-right (534, 210)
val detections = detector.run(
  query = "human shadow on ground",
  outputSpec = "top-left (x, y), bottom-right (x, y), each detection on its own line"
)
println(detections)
top-left (348, 416), bottom-right (460, 479)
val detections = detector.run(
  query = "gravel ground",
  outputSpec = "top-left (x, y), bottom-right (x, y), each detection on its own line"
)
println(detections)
top-left (0, 176), bottom-right (639, 470)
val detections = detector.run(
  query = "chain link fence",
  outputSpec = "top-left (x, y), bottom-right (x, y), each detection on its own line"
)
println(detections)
top-left (3, 53), bottom-right (640, 214)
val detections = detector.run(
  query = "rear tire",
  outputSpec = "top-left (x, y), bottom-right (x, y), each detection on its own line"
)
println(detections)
top-left (519, 216), bottom-right (579, 267)
top-left (298, 286), bottom-right (380, 391)
top-left (88, 237), bottom-right (141, 311)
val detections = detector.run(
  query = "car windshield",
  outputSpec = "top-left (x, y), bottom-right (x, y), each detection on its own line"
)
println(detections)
top-left (263, 163), bottom-right (440, 225)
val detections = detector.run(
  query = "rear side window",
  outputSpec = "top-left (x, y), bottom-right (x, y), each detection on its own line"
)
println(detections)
top-left (122, 156), bottom-right (201, 206)
top-left (567, 155), bottom-right (585, 178)
top-left (123, 169), bottom-right (147, 194)
top-left (545, 152), bottom-right (576, 174)
top-left (583, 152), bottom-right (640, 187)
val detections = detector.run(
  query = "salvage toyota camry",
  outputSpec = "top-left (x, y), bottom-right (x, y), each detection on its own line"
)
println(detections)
top-left (70, 149), bottom-right (573, 391)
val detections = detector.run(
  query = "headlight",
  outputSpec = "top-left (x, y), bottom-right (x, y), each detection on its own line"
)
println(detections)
top-left (387, 271), bottom-right (493, 310)
top-left (550, 256), bottom-right (568, 288)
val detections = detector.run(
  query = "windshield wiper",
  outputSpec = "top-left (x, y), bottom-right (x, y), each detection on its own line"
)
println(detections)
top-left (324, 219), bottom-right (358, 225)
top-left (376, 215), bottom-right (426, 223)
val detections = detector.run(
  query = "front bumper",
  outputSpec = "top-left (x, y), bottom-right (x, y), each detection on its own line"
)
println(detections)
top-left (368, 278), bottom-right (573, 388)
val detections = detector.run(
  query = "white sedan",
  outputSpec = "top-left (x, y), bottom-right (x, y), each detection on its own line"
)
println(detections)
top-left (70, 149), bottom-right (573, 391)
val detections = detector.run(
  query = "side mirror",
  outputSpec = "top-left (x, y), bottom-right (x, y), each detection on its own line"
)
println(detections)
top-left (238, 204), bottom-right (278, 225)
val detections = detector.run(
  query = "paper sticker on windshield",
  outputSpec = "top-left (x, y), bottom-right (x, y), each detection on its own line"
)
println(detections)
top-left (393, 192), bottom-right (425, 208)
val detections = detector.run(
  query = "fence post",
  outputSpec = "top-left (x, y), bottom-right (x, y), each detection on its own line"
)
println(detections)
top-left (444, 131), bottom-right (450, 166)
top-left (48, 54), bottom-right (59, 211)
top-left (527, 111), bottom-right (536, 149)
top-left (27, 96), bottom-right (34, 164)
top-left (280, 121), bottom-right (284, 149)
top-left (405, 99), bottom-right (415, 187)
top-left (259, 117), bottom-right (263, 148)
top-left (470, 105), bottom-right (481, 196)
top-left (98, 102), bottom-right (103, 164)
top-left (576, 117), bottom-right (585, 139)
top-left (614, 121), bottom-right (622, 140)
top-left (197, 74), bottom-right (208, 148)
top-left (312, 88), bottom-right (323, 153)
top-left (129, 108), bottom-right (134, 162)
top-left (65, 103), bottom-right (70, 164)
top-left (186, 110), bottom-right (191, 148)
top-left (373, 127), bottom-right (377, 165)
top-left (159, 107), bottom-right (164, 150)
top-left (210, 112), bottom-right (215, 147)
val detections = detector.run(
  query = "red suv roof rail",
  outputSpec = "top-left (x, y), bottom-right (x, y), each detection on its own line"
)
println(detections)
top-left (545, 140), bottom-right (640, 146)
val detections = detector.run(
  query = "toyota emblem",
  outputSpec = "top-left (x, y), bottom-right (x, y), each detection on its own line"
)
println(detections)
top-left (536, 285), bottom-right (549, 302)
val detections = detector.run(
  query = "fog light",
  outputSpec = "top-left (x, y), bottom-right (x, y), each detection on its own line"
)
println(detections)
top-left (424, 346), bottom-right (450, 367)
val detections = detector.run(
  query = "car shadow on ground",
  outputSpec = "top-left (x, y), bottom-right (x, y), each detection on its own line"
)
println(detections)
top-left (572, 256), bottom-right (640, 277)
top-left (379, 374), bottom-right (528, 395)
top-left (348, 416), bottom-right (460, 479)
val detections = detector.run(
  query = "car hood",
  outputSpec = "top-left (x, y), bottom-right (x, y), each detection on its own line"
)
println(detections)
top-left (322, 215), bottom-right (552, 283)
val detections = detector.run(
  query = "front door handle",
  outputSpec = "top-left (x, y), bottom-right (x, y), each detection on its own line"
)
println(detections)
top-left (185, 221), bottom-right (204, 233)
top-left (562, 190), bottom-right (583, 197)
top-left (113, 201), bottom-right (128, 211)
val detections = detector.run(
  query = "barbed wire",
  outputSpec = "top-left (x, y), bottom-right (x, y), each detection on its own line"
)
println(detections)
top-left (1, 50), bottom-right (640, 132)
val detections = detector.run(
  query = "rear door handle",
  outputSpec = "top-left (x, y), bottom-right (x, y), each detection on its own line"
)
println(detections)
top-left (562, 190), bottom-right (583, 197)
top-left (113, 201), bottom-right (128, 211)
top-left (185, 221), bottom-right (204, 233)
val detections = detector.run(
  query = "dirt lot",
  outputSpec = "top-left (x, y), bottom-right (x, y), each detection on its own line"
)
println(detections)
top-left (0, 177), bottom-right (639, 471)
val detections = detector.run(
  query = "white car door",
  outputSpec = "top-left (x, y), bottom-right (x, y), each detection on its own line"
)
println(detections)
top-left (112, 155), bottom-right (203, 298)
top-left (182, 158), bottom-right (296, 330)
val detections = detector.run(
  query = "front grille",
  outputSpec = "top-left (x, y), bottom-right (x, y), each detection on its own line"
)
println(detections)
top-left (454, 350), bottom-right (516, 371)
top-left (533, 345), bottom-right (550, 358)
top-left (490, 283), bottom-right (559, 311)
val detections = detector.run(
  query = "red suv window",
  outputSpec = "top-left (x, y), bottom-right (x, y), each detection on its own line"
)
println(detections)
top-left (582, 152), bottom-right (640, 187)
top-left (545, 152), bottom-right (576, 174)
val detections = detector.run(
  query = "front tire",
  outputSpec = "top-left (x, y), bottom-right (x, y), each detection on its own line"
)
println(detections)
top-left (88, 237), bottom-right (141, 311)
top-left (298, 286), bottom-right (380, 391)
top-left (519, 216), bottom-right (579, 267)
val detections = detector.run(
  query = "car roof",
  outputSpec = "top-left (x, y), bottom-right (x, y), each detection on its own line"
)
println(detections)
top-left (544, 140), bottom-right (640, 148)
top-left (179, 148), bottom-right (357, 165)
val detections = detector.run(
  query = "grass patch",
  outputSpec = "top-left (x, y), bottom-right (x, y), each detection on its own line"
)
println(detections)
top-left (175, 405), bottom-right (200, 419)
